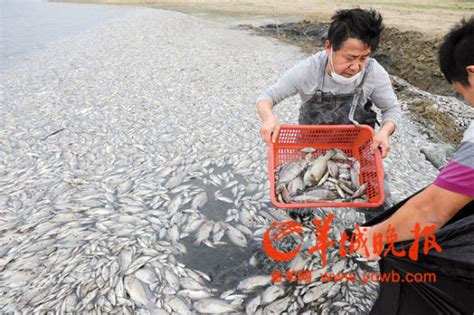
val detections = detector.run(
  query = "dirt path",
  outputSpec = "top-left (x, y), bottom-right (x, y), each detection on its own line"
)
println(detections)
top-left (55, 0), bottom-right (473, 37)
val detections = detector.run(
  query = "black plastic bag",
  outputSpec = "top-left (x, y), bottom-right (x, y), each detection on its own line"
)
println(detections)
top-left (361, 189), bottom-right (474, 314)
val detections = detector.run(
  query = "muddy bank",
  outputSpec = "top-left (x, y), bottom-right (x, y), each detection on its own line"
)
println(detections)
top-left (240, 20), bottom-right (468, 146)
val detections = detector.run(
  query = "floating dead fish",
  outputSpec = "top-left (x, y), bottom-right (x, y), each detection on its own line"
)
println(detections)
top-left (237, 275), bottom-right (271, 291)
top-left (193, 298), bottom-right (240, 314)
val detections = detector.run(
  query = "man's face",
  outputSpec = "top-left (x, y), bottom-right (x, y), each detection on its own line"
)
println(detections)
top-left (325, 38), bottom-right (371, 77)
top-left (452, 66), bottom-right (474, 107)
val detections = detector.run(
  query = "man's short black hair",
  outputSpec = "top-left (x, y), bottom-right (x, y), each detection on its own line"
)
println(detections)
top-left (328, 8), bottom-right (384, 52)
top-left (438, 17), bottom-right (474, 86)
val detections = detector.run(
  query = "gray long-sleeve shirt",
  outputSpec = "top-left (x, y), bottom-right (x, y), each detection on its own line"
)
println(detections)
top-left (257, 50), bottom-right (402, 129)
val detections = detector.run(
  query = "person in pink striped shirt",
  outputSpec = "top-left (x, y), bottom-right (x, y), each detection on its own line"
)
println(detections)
top-left (359, 17), bottom-right (474, 260)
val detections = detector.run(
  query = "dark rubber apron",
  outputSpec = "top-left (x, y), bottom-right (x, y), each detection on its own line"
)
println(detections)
top-left (290, 55), bottom-right (390, 221)
top-left (298, 55), bottom-right (377, 127)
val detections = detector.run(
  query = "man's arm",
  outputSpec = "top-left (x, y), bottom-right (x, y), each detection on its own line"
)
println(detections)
top-left (256, 58), bottom-right (310, 144)
top-left (371, 120), bottom-right (395, 157)
top-left (360, 184), bottom-right (472, 259)
top-left (369, 62), bottom-right (402, 131)
top-left (368, 62), bottom-right (401, 158)
top-left (257, 99), bottom-right (280, 144)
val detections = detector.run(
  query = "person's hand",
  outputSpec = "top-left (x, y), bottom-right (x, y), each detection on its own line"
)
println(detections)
top-left (260, 116), bottom-right (280, 145)
top-left (371, 131), bottom-right (390, 158)
top-left (356, 227), bottom-right (381, 261)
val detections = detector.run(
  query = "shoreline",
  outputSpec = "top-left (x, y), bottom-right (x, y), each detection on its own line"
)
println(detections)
top-left (51, 0), bottom-right (473, 146)
top-left (50, 0), bottom-right (473, 37)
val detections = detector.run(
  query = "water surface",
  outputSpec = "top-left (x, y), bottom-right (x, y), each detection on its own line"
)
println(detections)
top-left (0, 0), bottom-right (132, 71)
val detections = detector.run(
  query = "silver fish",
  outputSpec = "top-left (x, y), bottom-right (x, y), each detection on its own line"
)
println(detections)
top-left (246, 295), bottom-right (261, 314)
top-left (300, 147), bottom-right (316, 154)
top-left (226, 226), bottom-right (247, 248)
top-left (124, 276), bottom-right (157, 311)
top-left (303, 154), bottom-right (328, 186)
top-left (263, 297), bottom-right (291, 314)
top-left (335, 184), bottom-right (345, 198)
top-left (193, 298), bottom-right (240, 314)
top-left (317, 170), bottom-right (330, 186)
top-left (191, 192), bottom-right (208, 209)
top-left (292, 188), bottom-right (338, 202)
top-left (261, 285), bottom-right (285, 305)
top-left (302, 282), bottom-right (333, 303)
top-left (237, 275), bottom-right (271, 291)
top-left (332, 149), bottom-right (349, 160)
top-left (327, 161), bottom-right (339, 178)
top-left (278, 159), bottom-right (308, 184)
top-left (165, 296), bottom-right (192, 314)
top-left (351, 160), bottom-right (361, 189)
top-left (339, 181), bottom-right (355, 195)
top-left (287, 176), bottom-right (305, 196)
top-left (352, 183), bottom-right (367, 199)
top-left (194, 221), bottom-right (214, 246)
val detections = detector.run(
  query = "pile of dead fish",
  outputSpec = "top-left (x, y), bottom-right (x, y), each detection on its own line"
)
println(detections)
top-left (276, 148), bottom-right (369, 204)
top-left (0, 6), bottom-right (446, 315)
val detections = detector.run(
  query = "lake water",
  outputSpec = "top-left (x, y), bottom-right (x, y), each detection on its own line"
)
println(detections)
top-left (0, 0), bottom-right (133, 71)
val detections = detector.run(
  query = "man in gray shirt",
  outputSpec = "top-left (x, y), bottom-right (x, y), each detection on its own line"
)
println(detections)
top-left (257, 8), bottom-right (401, 219)
top-left (257, 8), bottom-right (401, 157)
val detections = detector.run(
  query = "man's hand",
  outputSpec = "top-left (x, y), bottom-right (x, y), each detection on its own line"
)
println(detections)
top-left (372, 121), bottom-right (395, 158)
top-left (371, 131), bottom-right (390, 158)
top-left (256, 99), bottom-right (280, 145)
top-left (260, 116), bottom-right (280, 145)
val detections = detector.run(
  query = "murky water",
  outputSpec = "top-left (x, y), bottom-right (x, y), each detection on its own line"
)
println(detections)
top-left (0, 0), bottom-right (131, 71)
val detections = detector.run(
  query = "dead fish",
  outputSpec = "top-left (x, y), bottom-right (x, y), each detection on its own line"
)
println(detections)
top-left (335, 184), bottom-right (345, 198)
top-left (327, 161), bottom-right (339, 178)
top-left (351, 160), bottom-right (360, 189)
top-left (193, 298), bottom-right (240, 314)
top-left (332, 149), bottom-right (349, 160)
top-left (134, 268), bottom-right (158, 285)
top-left (338, 179), bottom-right (353, 187)
top-left (237, 275), bottom-right (271, 291)
top-left (167, 195), bottom-right (182, 213)
top-left (263, 297), bottom-right (291, 314)
top-left (164, 269), bottom-right (180, 290)
top-left (166, 296), bottom-right (192, 314)
top-left (191, 192), bottom-right (208, 209)
top-left (339, 181), bottom-right (355, 195)
top-left (302, 282), bottom-right (333, 303)
top-left (226, 226), bottom-right (247, 248)
top-left (339, 173), bottom-right (351, 180)
top-left (352, 183), bottom-right (367, 199)
top-left (124, 276), bottom-right (157, 311)
top-left (300, 147), bottom-right (316, 154)
top-left (287, 176), bottom-right (305, 196)
top-left (261, 285), bottom-right (285, 305)
top-left (316, 170), bottom-right (330, 186)
top-left (246, 295), bottom-right (261, 314)
top-left (303, 154), bottom-right (329, 186)
top-left (279, 186), bottom-right (291, 203)
top-left (292, 188), bottom-right (338, 202)
top-left (278, 159), bottom-right (308, 184)
top-left (194, 221), bottom-right (214, 246)
top-left (180, 277), bottom-right (205, 291)
top-left (179, 289), bottom-right (213, 300)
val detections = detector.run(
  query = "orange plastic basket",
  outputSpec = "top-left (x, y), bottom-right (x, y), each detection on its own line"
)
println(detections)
top-left (268, 124), bottom-right (384, 208)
